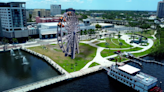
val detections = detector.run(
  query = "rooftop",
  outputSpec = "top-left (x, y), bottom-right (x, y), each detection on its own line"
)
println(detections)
top-left (118, 64), bottom-right (140, 74)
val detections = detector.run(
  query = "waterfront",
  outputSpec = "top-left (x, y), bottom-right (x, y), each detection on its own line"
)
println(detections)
top-left (32, 56), bottom-right (164, 92)
top-left (0, 50), bottom-right (61, 91)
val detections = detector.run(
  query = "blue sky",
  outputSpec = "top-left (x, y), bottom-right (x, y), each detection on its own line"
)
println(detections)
top-left (0, 0), bottom-right (162, 11)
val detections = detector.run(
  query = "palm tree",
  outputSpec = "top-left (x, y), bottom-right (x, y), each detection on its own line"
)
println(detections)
top-left (119, 42), bottom-right (123, 48)
top-left (2, 37), bottom-right (9, 51)
top-left (105, 43), bottom-right (109, 48)
top-left (113, 33), bottom-right (116, 38)
top-left (11, 38), bottom-right (18, 48)
top-left (109, 34), bottom-right (111, 39)
top-left (99, 35), bottom-right (102, 39)
top-left (131, 35), bottom-right (135, 40)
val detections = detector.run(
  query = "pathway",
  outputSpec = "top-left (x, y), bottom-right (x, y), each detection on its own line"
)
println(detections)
top-left (151, 30), bottom-right (157, 40)
top-left (81, 33), bottom-right (154, 69)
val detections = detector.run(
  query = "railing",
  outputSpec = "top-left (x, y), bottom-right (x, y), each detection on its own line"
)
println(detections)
top-left (134, 57), bottom-right (164, 66)
top-left (4, 75), bottom-right (67, 92)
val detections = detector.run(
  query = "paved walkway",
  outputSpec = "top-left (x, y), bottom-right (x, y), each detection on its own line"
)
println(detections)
top-left (81, 32), bottom-right (154, 69)
top-left (152, 30), bottom-right (157, 40)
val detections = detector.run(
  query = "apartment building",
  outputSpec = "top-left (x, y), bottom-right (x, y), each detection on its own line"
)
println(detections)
top-left (0, 2), bottom-right (28, 39)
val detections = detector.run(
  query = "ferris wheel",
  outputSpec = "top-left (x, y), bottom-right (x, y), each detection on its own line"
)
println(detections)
top-left (57, 11), bottom-right (80, 59)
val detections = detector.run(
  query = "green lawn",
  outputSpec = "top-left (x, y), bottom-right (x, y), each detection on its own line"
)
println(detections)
top-left (98, 39), bottom-right (105, 40)
top-left (134, 30), bottom-right (155, 38)
top-left (28, 43), bottom-right (97, 73)
top-left (133, 39), bottom-right (157, 57)
top-left (97, 38), bottom-right (133, 48)
top-left (101, 47), bottom-right (143, 57)
top-left (89, 62), bottom-right (100, 68)
top-left (92, 41), bottom-right (99, 44)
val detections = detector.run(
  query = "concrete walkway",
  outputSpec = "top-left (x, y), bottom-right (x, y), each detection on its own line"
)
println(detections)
top-left (152, 30), bottom-right (157, 40)
top-left (81, 33), bottom-right (154, 69)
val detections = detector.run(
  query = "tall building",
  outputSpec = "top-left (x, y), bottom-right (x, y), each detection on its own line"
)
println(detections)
top-left (32, 9), bottom-right (50, 21)
top-left (157, 0), bottom-right (164, 18)
top-left (26, 11), bottom-right (29, 20)
top-left (0, 16), bottom-right (2, 38)
top-left (50, 5), bottom-right (61, 16)
top-left (0, 2), bottom-right (27, 39)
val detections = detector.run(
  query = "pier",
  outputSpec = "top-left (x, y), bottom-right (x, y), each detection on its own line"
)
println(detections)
top-left (129, 59), bottom-right (142, 66)
top-left (133, 57), bottom-right (164, 66)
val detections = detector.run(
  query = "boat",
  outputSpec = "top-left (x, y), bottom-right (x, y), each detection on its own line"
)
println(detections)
top-left (106, 63), bottom-right (162, 92)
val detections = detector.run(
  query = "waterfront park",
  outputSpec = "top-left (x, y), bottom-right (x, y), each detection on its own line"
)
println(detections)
top-left (0, 27), bottom-right (159, 91)
top-left (28, 28), bottom-right (157, 73)
top-left (0, 12), bottom-right (160, 91)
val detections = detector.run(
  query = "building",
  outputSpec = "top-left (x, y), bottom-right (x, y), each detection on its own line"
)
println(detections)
top-left (32, 9), bottom-right (50, 21)
top-left (0, 16), bottom-right (2, 37)
top-left (157, 0), bottom-right (164, 18)
top-left (50, 4), bottom-right (61, 16)
top-left (91, 23), bottom-right (114, 28)
top-left (91, 13), bottom-right (104, 17)
top-left (36, 16), bottom-right (60, 23)
top-left (38, 22), bottom-right (95, 39)
top-left (26, 11), bottom-right (29, 20)
top-left (0, 2), bottom-right (28, 40)
top-left (66, 8), bottom-right (75, 13)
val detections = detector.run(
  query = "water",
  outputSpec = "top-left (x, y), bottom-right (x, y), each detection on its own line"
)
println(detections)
top-left (22, 57), bottom-right (29, 65)
top-left (32, 56), bottom-right (164, 92)
top-left (10, 49), bottom-right (15, 56)
top-left (18, 49), bottom-right (22, 56)
top-left (0, 50), bottom-right (61, 91)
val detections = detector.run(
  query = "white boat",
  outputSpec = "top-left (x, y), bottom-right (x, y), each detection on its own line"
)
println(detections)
top-left (106, 63), bottom-right (162, 92)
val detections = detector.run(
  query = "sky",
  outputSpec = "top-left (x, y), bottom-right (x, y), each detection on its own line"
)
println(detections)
top-left (0, 0), bottom-right (162, 11)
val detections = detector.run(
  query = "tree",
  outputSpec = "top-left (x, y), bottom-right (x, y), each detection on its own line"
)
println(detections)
top-left (99, 35), bottom-right (102, 39)
top-left (119, 42), bottom-right (123, 48)
top-left (95, 24), bottom-right (102, 28)
top-left (80, 30), bottom-right (83, 35)
top-left (113, 33), bottom-right (116, 38)
top-left (118, 31), bottom-right (121, 39)
top-left (2, 37), bottom-right (9, 51)
top-left (28, 36), bottom-right (31, 41)
top-left (105, 43), bottom-right (109, 48)
top-left (11, 38), bottom-right (18, 48)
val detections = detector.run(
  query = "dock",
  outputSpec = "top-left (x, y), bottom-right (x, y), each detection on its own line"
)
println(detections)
top-left (130, 59), bottom-right (142, 66)
top-left (133, 57), bottom-right (164, 66)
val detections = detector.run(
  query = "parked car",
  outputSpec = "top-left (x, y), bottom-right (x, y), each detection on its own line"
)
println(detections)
top-left (114, 51), bottom-right (121, 54)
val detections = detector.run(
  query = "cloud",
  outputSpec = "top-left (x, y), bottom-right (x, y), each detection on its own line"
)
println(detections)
top-left (126, 0), bottom-right (132, 2)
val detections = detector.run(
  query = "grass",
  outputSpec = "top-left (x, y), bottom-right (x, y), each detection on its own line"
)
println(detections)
top-left (101, 47), bottom-right (143, 57)
top-left (98, 39), bottom-right (105, 40)
top-left (133, 39), bottom-right (157, 57)
top-left (92, 41), bottom-right (99, 44)
top-left (89, 62), bottom-right (100, 68)
top-left (51, 44), bottom-right (56, 45)
top-left (134, 30), bottom-right (155, 38)
top-left (97, 38), bottom-right (133, 48)
top-left (28, 43), bottom-right (97, 73)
